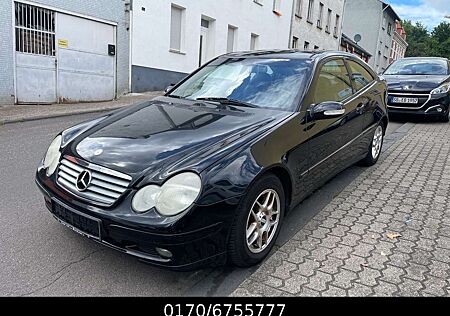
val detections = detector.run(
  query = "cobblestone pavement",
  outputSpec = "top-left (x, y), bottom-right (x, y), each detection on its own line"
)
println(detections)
top-left (233, 122), bottom-right (450, 297)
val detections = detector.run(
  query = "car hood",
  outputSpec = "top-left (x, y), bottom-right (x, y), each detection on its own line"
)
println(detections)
top-left (69, 97), bottom-right (293, 180)
top-left (384, 74), bottom-right (450, 92)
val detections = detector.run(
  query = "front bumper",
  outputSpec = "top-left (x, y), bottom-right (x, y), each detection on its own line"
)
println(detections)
top-left (35, 172), bottom-right (240, 270)
top-left (387, 93), bottom-right (449, 117)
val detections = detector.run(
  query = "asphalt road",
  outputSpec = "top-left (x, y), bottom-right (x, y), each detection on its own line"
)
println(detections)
top-left (0, 113), bottom-right (404, 296)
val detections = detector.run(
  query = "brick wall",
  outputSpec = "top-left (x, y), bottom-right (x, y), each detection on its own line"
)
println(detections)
top-left (0, 0), bottom-right (130, 105)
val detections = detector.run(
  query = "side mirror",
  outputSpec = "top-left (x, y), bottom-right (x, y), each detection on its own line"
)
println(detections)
top-left (310, 101), bottom-right (346, 120)
top-left (165, 84), bottom-right (176, 93)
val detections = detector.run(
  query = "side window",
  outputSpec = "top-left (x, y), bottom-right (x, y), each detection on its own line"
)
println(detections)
top-left (313, 59), bottom-right (353, 104)
top-left (347, 60), bottom-right (375, 91)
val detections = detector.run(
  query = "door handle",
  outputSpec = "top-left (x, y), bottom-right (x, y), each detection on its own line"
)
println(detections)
top-left (356, 103), bottom-right (367, 114)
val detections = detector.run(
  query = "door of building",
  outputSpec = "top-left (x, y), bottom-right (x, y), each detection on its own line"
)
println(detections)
top-left (14, 2), bottom-right (57, 103)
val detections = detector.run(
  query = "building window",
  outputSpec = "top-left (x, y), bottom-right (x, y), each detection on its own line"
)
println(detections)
top-left (295, 0), bottom-right (303, 17)
top-left (250, 33), bottom-right (259, 50)
top-left (307, 0), bottom-right (314, 23)
top-left (333, 14), bottom-right (340, 38)
top-left (170, 5), bottom-right (185, 52)
top-left (304, 41), bottom-right (310, 50)
top-left (325, 9), bottom-right (332, 33)
top-left (317, 2), bottom-right (324, 29)
top-left (383, 17), bottom-right (386, 29)
top-left (227, 25), bottom-right (237, 53)
top-left (387, 23), bottom-right (392, 35)
top-left (292, 36), bottom-right (299, 48)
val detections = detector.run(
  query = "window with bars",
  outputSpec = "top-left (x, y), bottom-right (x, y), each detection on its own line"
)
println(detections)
top-left (15, 2), bottom-right (56, 56)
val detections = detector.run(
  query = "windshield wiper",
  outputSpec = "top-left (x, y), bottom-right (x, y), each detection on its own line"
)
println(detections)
top-left (168, 94), bottom-right (185, 99)
top-left (196, 97), bottom-right (256, 108)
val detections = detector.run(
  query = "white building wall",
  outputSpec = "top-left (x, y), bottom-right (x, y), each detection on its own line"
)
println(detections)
top-left (131, 0), bottom-right (293, 92)
top-left (290, 0), bottom-right (345, 51)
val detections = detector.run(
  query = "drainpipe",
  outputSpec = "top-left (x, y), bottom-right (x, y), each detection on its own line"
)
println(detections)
top-left (376, 3), bottom-right (390, 72)
top-left (125, 0), bottom-right (133, 93)
top-left (288, 0), bottom-right (295, 48)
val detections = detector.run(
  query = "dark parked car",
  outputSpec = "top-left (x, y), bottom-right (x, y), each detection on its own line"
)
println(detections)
top-left (36, 50), bottom-right (388, 270)
top-left (383, 57), bottom-right (450, 122)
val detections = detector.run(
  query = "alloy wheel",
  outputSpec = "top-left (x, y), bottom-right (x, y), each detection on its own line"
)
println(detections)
top-left (372, 126), bottom-right (383, 159)
top-left (246, 189), bottom-right (281, 254)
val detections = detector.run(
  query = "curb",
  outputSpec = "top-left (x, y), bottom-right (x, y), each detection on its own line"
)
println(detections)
top-left (0, 105), bottom-right (127, 125)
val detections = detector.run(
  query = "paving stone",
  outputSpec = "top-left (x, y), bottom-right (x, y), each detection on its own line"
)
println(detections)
top-left (233, 123), bottom-right (450, 297)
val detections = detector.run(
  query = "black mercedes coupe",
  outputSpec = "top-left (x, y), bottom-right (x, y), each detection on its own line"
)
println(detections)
top-left (384, 57), bottom-right (450, 122)
top-left (36, 51), bottom-right (388, 270)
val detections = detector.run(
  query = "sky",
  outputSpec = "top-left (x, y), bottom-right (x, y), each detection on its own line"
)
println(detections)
top-left (386, 0), bottom-right (450, 30)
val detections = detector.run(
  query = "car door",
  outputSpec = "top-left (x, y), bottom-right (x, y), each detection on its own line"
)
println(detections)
top-left (302, 58), bottom-right (365, 190)
top-left (345, 58), bottom-right (381, 134)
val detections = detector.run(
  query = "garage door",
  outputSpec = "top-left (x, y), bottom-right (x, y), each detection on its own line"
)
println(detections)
top-left (14, 2), bottom-right (116, 104)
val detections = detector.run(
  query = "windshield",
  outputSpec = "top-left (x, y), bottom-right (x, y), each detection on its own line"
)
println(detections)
top-left (384, 59), bottom-right (449, 76)
top-left (169, 57), bottom-right (313, 112)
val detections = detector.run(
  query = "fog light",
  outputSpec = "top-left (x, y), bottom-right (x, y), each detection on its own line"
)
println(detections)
top-left (437, 108), bottom-right (443, 113)
top-left (156, 247), bottom-right (173, 259)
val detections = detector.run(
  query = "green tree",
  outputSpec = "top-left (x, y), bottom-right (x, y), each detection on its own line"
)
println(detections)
top-left (403, 20), bottom-right (432, 57)
top-left (430, 22), bottom-right (450, 59)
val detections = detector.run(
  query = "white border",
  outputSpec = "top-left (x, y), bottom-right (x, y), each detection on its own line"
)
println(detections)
top-left (14, 0), bottom-right (118, 26)
top-left (11, 0), bottom-right (17, 104)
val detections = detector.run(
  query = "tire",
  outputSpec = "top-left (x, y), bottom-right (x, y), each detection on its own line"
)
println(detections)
top-left (359, 121), bottom-right (385, 167)
top-left (228, 174), bottom-right (285, 267)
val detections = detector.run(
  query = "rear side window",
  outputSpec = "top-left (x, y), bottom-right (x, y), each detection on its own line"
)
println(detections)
top-left (313, 59), bottom-right (353, 104)
top-left (347, 60), bottom-right (374, 91)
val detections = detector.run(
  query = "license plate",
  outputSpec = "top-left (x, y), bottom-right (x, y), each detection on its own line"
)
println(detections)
top-left (51, 200), bottom-right (101, 240)
top-left (391, 97), bottom-right (419, 104)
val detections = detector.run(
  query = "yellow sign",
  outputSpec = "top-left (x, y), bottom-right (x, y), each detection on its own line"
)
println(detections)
top-left (58, 39), bottom-right (68, 48)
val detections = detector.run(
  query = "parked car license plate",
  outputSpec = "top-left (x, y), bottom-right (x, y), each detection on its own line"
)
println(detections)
top-left (391, 97), bottom-right (419, 104)
top-left (51, 201), bottom-right (101, 240)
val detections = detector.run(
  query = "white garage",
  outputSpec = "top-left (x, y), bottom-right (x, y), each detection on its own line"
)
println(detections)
top-left (14, 2), bottom-right (117, 104)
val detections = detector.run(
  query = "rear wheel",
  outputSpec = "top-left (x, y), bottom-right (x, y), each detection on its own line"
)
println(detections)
top-left (359, 122), bottom-right (384, 167)
top-left (228, 174), bottom-right (285, 267)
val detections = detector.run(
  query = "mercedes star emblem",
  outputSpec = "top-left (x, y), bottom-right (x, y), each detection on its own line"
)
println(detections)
top-left (76, 170), bottom-right (92, 192)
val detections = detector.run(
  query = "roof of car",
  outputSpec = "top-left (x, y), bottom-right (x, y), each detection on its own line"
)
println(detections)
top-left (222, 49), bottom-right (358, 61)
top-left (400, 57), bottom-right (449, 62)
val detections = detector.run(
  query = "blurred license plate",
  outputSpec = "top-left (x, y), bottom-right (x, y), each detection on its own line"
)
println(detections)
top-left (391, 97), bottom-right (418, 104)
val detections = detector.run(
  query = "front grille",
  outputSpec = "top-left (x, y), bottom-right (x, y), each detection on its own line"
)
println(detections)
top-left (57, 158), bottom-right (132, 206)
top-left (387, 91), bottom-right (430, 109)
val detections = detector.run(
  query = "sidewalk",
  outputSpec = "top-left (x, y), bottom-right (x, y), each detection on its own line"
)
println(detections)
top-left (0, 91), bottom-right (164, 125)
top-left (233, 121), bottom-right (450, 297)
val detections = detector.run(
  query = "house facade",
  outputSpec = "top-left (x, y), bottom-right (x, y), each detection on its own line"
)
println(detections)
top-left (390, 20), bottom-right (408, 64)
top-left (130, 0), bottom-right (294, 92)
top-left (340, 33), bottom-right (372, 63)
top-left (289, 0), bottom-right (345, 51)
top-left (342, 0), bottom-right (401, 73)
top-left (0, 0), bottom-right (131, 105)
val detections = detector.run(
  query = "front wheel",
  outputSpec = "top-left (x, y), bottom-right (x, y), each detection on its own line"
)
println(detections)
top-left (228, 174), bottom-right (285, 267)
top-left (359, 122), bottom-right (384, 167)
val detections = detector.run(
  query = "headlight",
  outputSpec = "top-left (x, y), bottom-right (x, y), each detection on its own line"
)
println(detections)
top-left (43, 135), bottom-right (62, 176)
top-left (132, 172), bottom-right (202, 216)
top-left (431, 83), bottom-right (450, 95)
